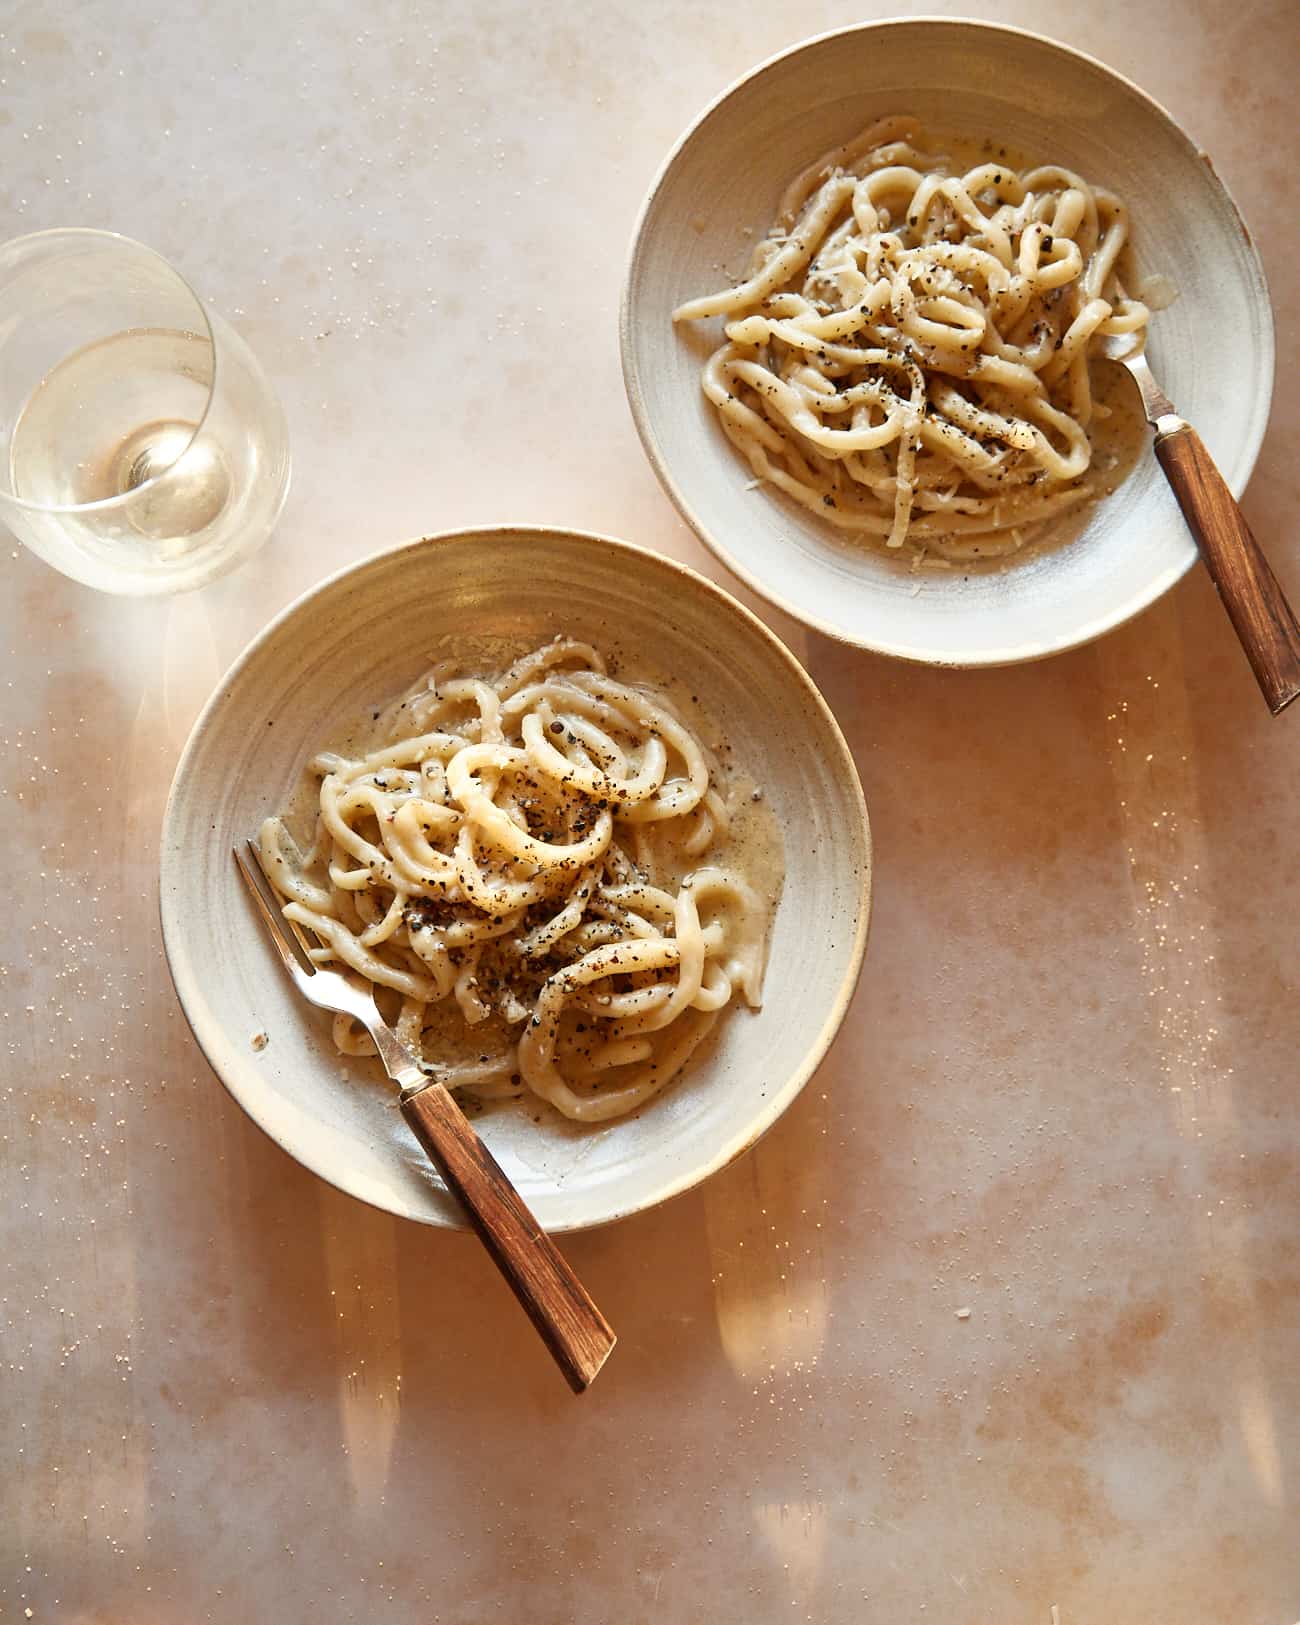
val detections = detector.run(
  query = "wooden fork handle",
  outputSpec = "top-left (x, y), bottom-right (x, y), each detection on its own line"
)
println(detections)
top-left (1155, 422), bottom-right (1300, 715)
top-left (400, 1082), bottom-right (615, 1393)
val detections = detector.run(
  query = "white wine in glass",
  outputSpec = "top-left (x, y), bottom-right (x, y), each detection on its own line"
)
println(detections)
top-left (0, 230), bottom-right (289, 595)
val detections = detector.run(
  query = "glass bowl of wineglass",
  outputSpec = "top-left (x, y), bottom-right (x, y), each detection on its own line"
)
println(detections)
top-left (0, 229), bottom-right (290, 596)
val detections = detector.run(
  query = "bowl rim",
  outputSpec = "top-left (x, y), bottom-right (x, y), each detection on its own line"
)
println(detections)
top-left (159, 523), bottom-right (874, 1231)
top-left (620, 14), bottom-right (1277, 667)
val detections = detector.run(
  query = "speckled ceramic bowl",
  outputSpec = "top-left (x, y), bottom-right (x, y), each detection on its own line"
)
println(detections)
top-left (622, 18), bottom-right (1274, 665)
top-left (160, 527), bottom-right (871, 1230)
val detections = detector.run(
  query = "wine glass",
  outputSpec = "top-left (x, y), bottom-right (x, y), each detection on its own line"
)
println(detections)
top-left (0, 229), bottom-right (290, 596)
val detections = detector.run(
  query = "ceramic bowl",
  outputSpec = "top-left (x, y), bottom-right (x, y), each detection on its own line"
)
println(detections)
top-left (622, 18), bottom-right (1274, 665)
top-left (160, 527), bottom-right (871, 1231)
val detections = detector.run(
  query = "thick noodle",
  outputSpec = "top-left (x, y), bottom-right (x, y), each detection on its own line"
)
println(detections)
top-left (260, 640), bottom-right (776, 1123)
top-left (674, 117), bottom-right (1155, 560)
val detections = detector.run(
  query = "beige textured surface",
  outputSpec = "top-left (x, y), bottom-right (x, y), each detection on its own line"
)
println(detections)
top-left (0, 1), bottom-right (1296, 1621)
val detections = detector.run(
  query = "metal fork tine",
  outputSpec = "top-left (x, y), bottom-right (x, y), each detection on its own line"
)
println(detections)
top-left (232, 841), bottom-right (317, 986)
top-left (253, 845), bottom-right (325, 968)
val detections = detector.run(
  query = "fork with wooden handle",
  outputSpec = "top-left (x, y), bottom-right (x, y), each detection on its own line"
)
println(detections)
top-left (1101, 332), bottom-right (1300, 715)
top-left (234, 841), bottom-right (616, 1393)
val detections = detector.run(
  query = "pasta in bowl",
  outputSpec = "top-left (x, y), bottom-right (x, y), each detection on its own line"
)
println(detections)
top-left (623, 19), bottom-right (1273, 663)
top-left (674, 116), bottom-right (1153, 562)
top-left (160, 528), bottom-right (870, 1231)
top-left (259, 638), bottom-right (783, 1125)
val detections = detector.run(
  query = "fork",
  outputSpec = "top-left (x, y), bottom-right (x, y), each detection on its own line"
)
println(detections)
top-left (233, 842), bottom-right (616, 1393)
top-left (1100, 331), bottom-right (1300, 715)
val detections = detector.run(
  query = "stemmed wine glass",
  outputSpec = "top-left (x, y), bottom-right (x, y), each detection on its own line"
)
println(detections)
top-left (0, 229), bottom-right (289, 596)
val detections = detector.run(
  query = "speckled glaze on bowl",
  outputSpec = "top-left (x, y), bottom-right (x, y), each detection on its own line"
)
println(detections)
top-left (160, 527), bottom-right (871, 1231)
top-left (622, 17), bottom-right (1274, 666)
